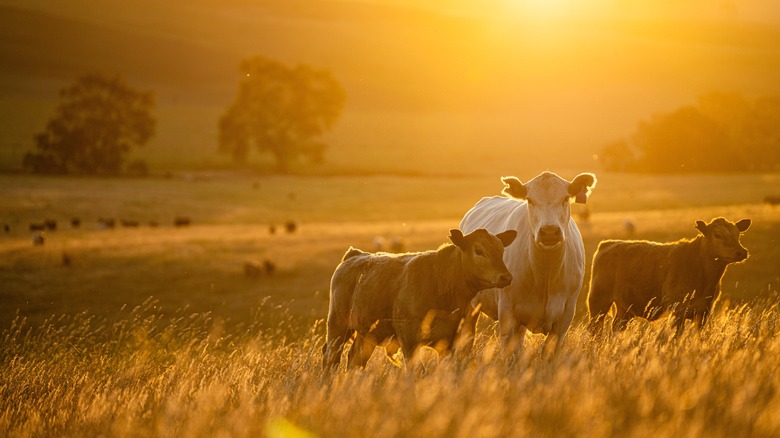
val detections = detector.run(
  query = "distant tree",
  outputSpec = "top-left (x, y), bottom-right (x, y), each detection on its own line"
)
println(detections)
top-left (218, 56), bottom-right (346, 172)
top-left (741, 96), bottom-right (780, 171)
top-left (600, 93), bottom-right (780, 173)
top-left (697, 92), bottom-right (750, 136)
top-left (632, 106), bottom-right (737, 173)
top-left (24, 73), bottom-right (155, 175)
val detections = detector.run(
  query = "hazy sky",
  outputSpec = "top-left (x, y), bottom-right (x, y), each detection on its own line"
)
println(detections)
top-left (354, 0), bottom-right (780, 23)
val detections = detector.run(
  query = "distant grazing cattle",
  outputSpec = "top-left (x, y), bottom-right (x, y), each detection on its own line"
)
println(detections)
top-left (29, 223), bottom-right (46, 232)
top-left (624, 218), bottom-right (636, 236)
top-left (32, 231), bottom-right (46, 246)
top-left (389, 237), bottom-right (407, 253)
top-left (244, 259), bottom-right (277, 277)
top-left (284, 220), bottom-right (297, 234)
top-left (373, 236), bottom-right (407, 253)
top-left (322, 228), bottom-right (516, 371)
top-left (764, 195), bottom-right (780, 206)
top-left (244, 261), bottom-right (263, 278)
top-left (149, 221), bottom-right (159, 228)
top-left (4, 224), bottom-right (10, 233)
top-left (44, 219), bottom-right (57, 231)
top-left (121, 219), bottom-right (140, 228)
top-left (263, 259), bottom-right (276, 276)
top-left (174, 216), bottom-right (191, 227)
top-left (372, 236), bottom-right (386, 251)
top-left (98, 218), bottom-right (116, 229)
top-left (62, 250), bottom-right (72, 267)
top-left (268, 224), bottom-right (277, 235)
top-left (459, 171), bottom-right (597, 358)
top-left (588, 217), bottom-right (751, 334)
top-left (70, 218), bottom-right (81, 228)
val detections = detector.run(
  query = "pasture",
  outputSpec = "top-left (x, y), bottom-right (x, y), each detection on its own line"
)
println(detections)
top-left (1, 171), bottom-right (780, 436)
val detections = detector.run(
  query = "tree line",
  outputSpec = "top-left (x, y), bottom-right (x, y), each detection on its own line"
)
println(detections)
top-left (24, 65), bottom-right (779, 176)
top-left (600, 93), bottom-right (780, 173)
top-left (23, 56), bottom-right (345, 175)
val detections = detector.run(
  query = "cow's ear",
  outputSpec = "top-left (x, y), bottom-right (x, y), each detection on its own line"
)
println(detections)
top-left (501, 177), bottom-right (527, 199)
top-left (449, 229), bottom-right (466, 249)
top-left (568, 172), bottom-right (597, 198)
top-left (496, 229), bottom-right (517, 247)
top-left (736, 218), bottom-right (751, 232)
top-left (695, 220), bottom-right (708, 234)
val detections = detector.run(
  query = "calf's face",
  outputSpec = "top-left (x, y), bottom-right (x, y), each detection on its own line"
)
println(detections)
top-left (449, 228), bottom-right (516, 290)
top-left (696, 217), bottom-right (751, 263)
top-left (502, 171), bottom-right (597, 250)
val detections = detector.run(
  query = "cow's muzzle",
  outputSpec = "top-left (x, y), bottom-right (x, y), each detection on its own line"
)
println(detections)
top-left (495, 273), bottom-right (513, 289)
top-left (536, 225), bottom-right (564, 249)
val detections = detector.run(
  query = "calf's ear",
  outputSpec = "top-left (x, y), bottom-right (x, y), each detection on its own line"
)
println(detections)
top-left (449, 229), bottom-right (466, 248)
top-left (568, 173), bottom-right (598, 197)
top-left (695, 220), bottom-right (708, 234)
top-left (501, 177), bottom-right (527, 199)
top-left (736, 218), bottom-right (751, 232)
top-left (496, 230), bottom-right (518, 247)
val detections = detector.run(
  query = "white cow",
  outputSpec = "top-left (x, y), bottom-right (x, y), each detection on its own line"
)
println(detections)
top-left (459, 171), bottom-right (597, 358)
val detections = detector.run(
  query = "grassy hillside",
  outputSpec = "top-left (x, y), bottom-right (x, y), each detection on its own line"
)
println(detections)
top-left (1, 172), bottom-right (778, 331)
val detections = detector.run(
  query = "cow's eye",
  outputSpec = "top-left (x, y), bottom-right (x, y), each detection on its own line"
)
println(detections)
top-left (475, 248), bottom-right (485, 257)
top-left (714, 233), bottom-right (723, 240)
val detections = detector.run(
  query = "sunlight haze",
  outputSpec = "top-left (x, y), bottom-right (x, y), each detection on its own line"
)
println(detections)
top-left (1, 0), bottom-right (779, 173)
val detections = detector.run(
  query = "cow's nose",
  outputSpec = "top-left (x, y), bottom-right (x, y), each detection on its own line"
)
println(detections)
top-left (538, 226), bottom-right (562, 244)
top-left (497, 273), bottom-right (512, 287)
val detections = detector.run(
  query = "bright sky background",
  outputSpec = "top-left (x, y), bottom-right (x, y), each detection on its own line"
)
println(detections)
top-left (364, 0), bottom-right (780, 22)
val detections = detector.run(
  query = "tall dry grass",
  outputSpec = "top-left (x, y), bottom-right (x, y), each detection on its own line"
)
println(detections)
top-left (2, 297), bottom-right (779, 437)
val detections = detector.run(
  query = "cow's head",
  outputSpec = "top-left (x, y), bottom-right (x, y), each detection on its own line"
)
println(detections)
top-left (449, 228), bottom-right (516, 291)
top-left (695, 217), bottom-right (751, 263)
top-left (501, 171), bottom-right (597, 250)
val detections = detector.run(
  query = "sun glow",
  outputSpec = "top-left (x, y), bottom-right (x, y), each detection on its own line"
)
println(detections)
top-left (511, 0), bottom-right (578, 19)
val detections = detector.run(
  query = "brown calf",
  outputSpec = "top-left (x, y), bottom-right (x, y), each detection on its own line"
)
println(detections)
top-left (588, 217), bottom-right (751, 334)
top-left (322, 228), bottom-right (516, 371)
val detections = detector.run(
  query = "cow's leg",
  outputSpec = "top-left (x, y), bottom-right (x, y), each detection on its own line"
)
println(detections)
top-left (693, 306), bottom-right (711, 329)
top-left (454, 302), bottom-right (481, 359)
top-left (671, 312), bottom-right (686, 336)
top-left (383, 337), bottom-right (402, 367)
top-left (543, 296), bottom-right (576, 359)
top-left (689, 298), bottom-right (715, 330)
top-left (671, 304), bottom-right (699, 336)
top-left (347, 334), bottom-right (376, 368)
top-left (322, 306), bottom-right (352, 371)
top-left (395, 323), bottom-right (422, 370)
top-left (322, 327), bottom-right (353, 371)
top-left (400, 340), bottom-right (424, 372)
top-left (498, 309), bottom-right (524, 362)
top-left (611, 304), bottom-right (632, 332)
top-left (587, 284), bottom-right (613, 335)
top-left (433, 337), bottom-right (454, 359)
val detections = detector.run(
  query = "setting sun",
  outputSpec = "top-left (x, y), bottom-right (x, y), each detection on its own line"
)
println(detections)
top-left (505, 0), bottom-right (581, 19)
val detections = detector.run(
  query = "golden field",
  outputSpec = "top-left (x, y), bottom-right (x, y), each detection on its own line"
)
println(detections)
top-left (2, 294), bottom-right (780, 437)
top-left (1, 172), bottom-right (779, 436)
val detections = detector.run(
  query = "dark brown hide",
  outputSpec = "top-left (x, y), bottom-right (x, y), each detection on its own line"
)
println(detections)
top-left (588, 217), bottom-right (750, 333)
top-left (322, 228), bottom-right (516, 371)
